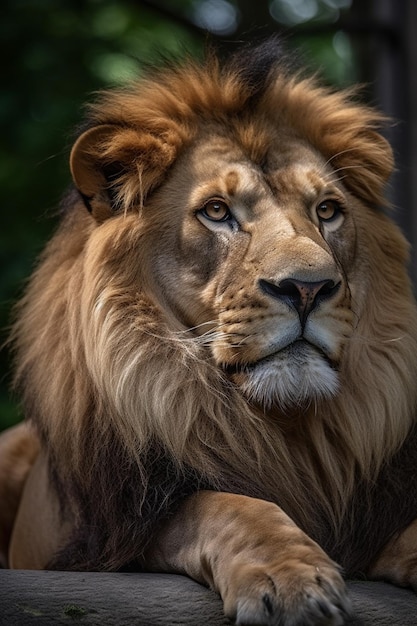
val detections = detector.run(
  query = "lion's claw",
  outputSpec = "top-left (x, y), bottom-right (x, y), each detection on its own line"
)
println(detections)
top-left (226, 562), bottom-right (351, 626)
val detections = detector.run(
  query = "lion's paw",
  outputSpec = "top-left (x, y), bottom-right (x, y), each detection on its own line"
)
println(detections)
top-left (223, 559), bottom-right (350, 626)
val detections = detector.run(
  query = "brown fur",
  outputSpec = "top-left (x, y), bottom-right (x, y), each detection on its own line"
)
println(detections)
top-left (0, 423), bottom-right (40, 567)
top-left (2, 38), bottom-right (417, 624)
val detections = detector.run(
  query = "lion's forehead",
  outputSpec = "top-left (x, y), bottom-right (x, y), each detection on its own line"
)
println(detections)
top-left (188, 136), bottom-right (334, 216)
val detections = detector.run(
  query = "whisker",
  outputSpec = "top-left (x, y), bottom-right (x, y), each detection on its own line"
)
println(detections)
top-left (322, 164), bottom-right (366, 183)
top-left (322, 147), bottom-right (360, 169)
top-left (322, 174), bottom-right (349, 186)
top-left (348, 334), bottom-right (407, 347)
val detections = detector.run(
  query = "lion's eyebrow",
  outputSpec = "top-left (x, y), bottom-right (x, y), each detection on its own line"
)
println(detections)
top-left (225, 170), bottom-right (239, 196)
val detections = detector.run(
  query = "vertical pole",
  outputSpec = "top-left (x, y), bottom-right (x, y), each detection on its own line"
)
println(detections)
top-left (351, 0), bottom-right (415, 283)
top-left (406, 0), bottom-right (417, 284)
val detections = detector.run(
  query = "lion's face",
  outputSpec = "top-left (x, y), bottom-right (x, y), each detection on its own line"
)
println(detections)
top-left (145, 132), bottom-right (357, 409)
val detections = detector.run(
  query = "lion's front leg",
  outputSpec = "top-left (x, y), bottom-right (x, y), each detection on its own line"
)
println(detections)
top-left (368, 518), bottom-right (417, 589)
top-left (146, 491), bottom-right (350, 626)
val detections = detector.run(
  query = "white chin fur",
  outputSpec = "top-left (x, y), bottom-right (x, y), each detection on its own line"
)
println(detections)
top-left (239, 345), bottom-right (339, 410)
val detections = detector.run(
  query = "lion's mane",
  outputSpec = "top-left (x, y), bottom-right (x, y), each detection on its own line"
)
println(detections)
top-left (11, 39), bottom-right (417, 574)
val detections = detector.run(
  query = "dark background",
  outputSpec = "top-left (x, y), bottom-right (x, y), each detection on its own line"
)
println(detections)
top-left (1, 0), bottom-right (416, 431)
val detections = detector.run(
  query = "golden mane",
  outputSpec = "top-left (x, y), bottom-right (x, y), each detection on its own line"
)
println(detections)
top-left (11, 39), bottom-right (417, 572)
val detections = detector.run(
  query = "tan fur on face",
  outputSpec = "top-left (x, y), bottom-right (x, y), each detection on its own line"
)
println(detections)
top-left (7, 42), bottom-right (417, 573)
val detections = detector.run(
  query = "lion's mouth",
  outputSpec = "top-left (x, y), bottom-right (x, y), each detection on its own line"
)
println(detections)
top-left (222, 340), bottom-right (337, 376)
top-left (222, 340), bottom-right (340, 408)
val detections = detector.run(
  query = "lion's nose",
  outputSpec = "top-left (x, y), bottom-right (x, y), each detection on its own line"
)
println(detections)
top-left (259, 278), bottom-right (340, 324)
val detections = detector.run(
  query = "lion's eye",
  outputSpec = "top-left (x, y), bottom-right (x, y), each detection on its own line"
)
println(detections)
top-left (316, 200), bottom-right (342, 222)
top-left (200, 199), bottom-right (231, 222)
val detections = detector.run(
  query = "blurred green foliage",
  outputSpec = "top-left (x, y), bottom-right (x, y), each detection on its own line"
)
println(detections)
top-left (0, 0), bottom-right (356, 431)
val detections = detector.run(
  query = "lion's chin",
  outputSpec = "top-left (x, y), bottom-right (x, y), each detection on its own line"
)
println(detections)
top-left (228, 342), bottom-right (339, 410)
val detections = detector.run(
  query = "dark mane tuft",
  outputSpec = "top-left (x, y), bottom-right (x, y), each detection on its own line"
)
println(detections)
top-left (225, 35), bottom-right (298, 105)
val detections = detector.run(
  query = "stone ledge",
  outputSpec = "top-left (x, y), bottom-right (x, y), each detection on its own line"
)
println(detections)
top-left (0, 570), bottom-right (416, 625)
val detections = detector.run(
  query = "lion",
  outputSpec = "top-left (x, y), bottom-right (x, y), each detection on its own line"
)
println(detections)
top-left (1, 37), bottom-right (417, 625)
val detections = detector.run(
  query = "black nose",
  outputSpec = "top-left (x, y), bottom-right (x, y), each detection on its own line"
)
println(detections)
top-left (259, 278), bottom-right (340, 324)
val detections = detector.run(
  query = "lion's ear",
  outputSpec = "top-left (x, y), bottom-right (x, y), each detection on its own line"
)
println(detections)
top-left (70, 124), bottom-right (178, 222)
